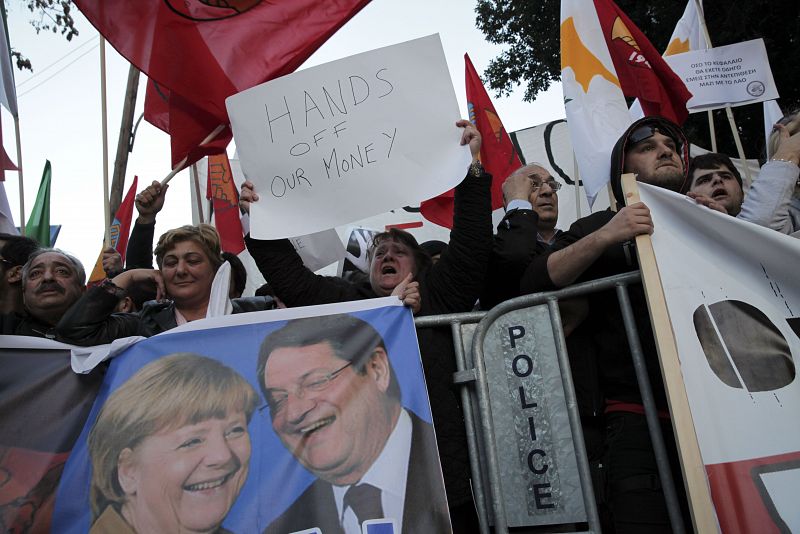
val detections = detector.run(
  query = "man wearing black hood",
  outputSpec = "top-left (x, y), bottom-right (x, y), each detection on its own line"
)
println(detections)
top-left (520, 116), bottom-right (691, 533)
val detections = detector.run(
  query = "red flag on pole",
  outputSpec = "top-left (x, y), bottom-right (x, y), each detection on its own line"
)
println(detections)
top-left (594, 0), bottom-right (692, 124)
top-left (75, 0), bottom-right (371, 167)
top-left (88, 176), bottom-right (138, 284)
top-left (143, 79), bottom-right (169, 134)
top-left (144, 80), bottom-right (233, 167)
top-left (207, 153), bottom-right (245, 255)
top-left (0, 113), bottom-right (17, 181)
top-left (420, 54), bottom-right (522, 228)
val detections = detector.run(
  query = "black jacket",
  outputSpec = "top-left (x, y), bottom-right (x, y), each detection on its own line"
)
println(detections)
top-left (0, 312), bottom-right (64, 340)
top-left (520, 117), bottom-right (690, 410)
top-left (55, 286), bottom-right (276, 345)
top-left (480, 207), bottom-right (547, 310)
top-left (124, 221), bottom-right (156, 269)
top-left (264, 412), bottom-right (449, 534)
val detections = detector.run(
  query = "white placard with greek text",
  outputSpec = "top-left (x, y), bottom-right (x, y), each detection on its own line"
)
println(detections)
top-left (664, 38), bottom-right (778, 112)
top-left (226, 34), bottom-right (470, 240)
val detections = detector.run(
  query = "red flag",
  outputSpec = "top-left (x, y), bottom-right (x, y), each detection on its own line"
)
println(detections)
top-left (76, 0), bottom-right (371, 166)
top-left (207, 154), bottom-right (245, 255)
top-left (144, 80), bottom-right (233, 168)
top-left (0, 112), bottom-right (17, 181)
top-left (594, 0), bottom-right (692, 124)
top-left (143, 79), bottom-right (169, 134)
top-left (420, 54), bottom-right (522, 228)
top-left (87, 176), bottom-right (138, 284)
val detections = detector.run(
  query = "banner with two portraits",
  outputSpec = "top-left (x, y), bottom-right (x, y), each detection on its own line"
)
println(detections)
top-left (46, 298), bottom-right (450, 534)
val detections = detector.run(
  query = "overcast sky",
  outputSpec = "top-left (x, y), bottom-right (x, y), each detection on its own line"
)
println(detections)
top-left (1, 0), bottom-right (565, 267)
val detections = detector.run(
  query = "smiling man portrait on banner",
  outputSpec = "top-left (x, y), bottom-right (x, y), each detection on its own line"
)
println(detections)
top-left (258, 313), bottom-right (450, 534)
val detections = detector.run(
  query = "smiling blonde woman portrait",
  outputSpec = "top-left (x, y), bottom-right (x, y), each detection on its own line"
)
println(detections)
top-left (88, 353), bottom-right (258, 534)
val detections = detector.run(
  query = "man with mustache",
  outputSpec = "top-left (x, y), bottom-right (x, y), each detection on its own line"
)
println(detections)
top-left (0, 248), bottom-right (86, 339)
top-left (258, 314), bottom-right (450, 534)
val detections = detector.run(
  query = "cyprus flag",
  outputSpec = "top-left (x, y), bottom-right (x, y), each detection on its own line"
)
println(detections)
top-left (560, 0), bottom-right (631, 205)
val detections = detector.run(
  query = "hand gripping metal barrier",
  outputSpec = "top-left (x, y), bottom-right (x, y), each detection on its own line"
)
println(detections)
top-left (414, 270), bottom-right (686, 534)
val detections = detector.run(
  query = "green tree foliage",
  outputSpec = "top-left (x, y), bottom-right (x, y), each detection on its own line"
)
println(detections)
top-left (9, 0), bottom-right (79, 71)
top-left (475, 0), bottom-right (800, 159)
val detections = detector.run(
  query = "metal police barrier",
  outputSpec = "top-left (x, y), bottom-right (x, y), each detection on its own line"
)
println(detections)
top-left (415, 270), bottom-right (685, 534)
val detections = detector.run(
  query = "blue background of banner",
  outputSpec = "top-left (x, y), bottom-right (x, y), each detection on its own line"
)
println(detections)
top-left (52, 304), bottom-right (433, 533)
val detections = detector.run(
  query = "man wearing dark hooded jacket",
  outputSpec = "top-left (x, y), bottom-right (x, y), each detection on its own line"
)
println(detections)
top-left (520, 117), bottom-right (692, 533)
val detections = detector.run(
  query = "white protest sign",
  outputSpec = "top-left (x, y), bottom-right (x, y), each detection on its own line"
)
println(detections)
top-left (664, 38), bottom-right (778, 112)
top-left (226, 34), bottom-right (470, 240)
top-left (638, 182), bottom-right (800, 532)
top-left (288, 228), bottom-right (345, 272)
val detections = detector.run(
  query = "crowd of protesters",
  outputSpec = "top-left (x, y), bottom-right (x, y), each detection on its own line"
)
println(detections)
top-left (1, 110), bottom-right (799, 533)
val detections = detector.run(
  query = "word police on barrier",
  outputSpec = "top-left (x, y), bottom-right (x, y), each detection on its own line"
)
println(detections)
top-left (663, 38), bottom-right (778, 112)
top-left (482, 306), bottom-right (586, 527)
top-left (226, 34), bottom-right (470, 240)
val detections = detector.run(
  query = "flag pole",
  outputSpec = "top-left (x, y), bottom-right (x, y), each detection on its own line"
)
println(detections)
top-left (160, 124), bottom-right (226, 186)
top-left (109, 64), bottom-right (140, 219)
top-left (190, 163), bottom-right (205, 223)
top-left (694, 1), bottom-right (717, 152)
top-left (693, 0), bottom-right (753, 187)
top-left (572, 153), bottom-right (582, 218)
top-left (100, 36), bottom-right (111, 246)
top-left (13, 115), bottom-right (23, 235)
top-left (706, 110), bottom-right (717, 152)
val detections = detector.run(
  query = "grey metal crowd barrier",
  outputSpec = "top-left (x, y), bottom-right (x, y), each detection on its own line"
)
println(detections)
top-left (414, 270), bottom-right (686, 534)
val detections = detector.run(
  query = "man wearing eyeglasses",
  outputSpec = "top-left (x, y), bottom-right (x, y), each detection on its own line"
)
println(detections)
top-left (257, 313), bottom-right (449, 534)
top-left (480, 164), bottom-right (562, 309)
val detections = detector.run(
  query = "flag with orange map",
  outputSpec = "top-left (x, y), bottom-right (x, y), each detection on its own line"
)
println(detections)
top-left (560, 0), bottom-right (632, 204)
top-left (560, 0), bottom-right (692, 204)
top-left (420, 54), bottom-right (521, 228)
top-left (665, 0), bottom-right (707, 57)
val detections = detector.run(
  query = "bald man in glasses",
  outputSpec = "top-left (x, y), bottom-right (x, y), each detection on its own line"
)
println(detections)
top-left (480, 163), bottom-right (563, 309)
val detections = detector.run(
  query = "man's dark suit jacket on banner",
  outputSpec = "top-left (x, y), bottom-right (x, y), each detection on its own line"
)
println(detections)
top-left (264, 412), bottom-right (450, 534)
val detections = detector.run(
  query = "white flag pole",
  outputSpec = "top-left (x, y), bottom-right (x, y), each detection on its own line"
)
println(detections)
top-left (14, 115), bottom-right (23, 235)
top-left (160, 124), bottom-right (226, 186)
top-left (706, 110), bottom-right (716, 152)
top-left (572, 152), bottom-right (582, 218)
top-left (693, 0), bottom-right (753, 187)
top-left (100, 36), bottom-right (110, 245)
top-left (190, 163), bottom-right (204, 223)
